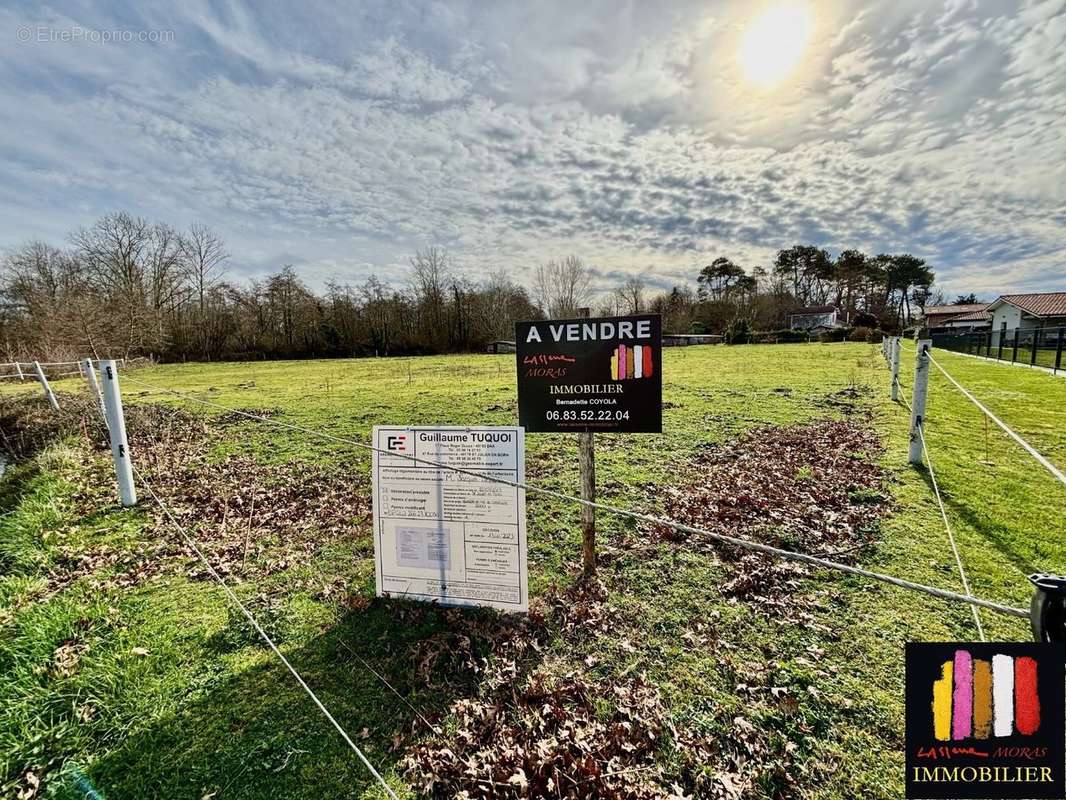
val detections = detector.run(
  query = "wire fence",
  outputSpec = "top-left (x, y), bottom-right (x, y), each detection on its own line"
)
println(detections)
top-left (115, 372), bottom-right (1030, 619)
top-left (10, 343), bottom-right (1064, 793)
top-left (932, 325), bottom-right (1065, 374)
top-left (0, 358), bottom-right (137, 382)
top-left (881, 337), bottom-right (1066, 643)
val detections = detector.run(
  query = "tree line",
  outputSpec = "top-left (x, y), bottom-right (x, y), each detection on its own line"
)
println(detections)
top-left (0, 212), bottom-right (936, 361)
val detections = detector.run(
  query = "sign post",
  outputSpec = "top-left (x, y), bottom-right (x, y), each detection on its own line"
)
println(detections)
top-left (576, 310), bottom-right (596, 576)
top-left (516, 312), bottom-right (662, 576)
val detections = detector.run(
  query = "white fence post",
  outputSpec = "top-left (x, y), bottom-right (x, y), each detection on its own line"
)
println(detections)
top-left (908, 340), bottom-right (932, 464)
top-left (14, 362), bottom-right (24, 381)
top-left (99, 359), bottom-right (137, 507)
top-left (33, 361), bottom-right (60, 410)
top-left (890, 337), bottom-right (901, 401)
top-left (83, 358), bottom-right (106, 420)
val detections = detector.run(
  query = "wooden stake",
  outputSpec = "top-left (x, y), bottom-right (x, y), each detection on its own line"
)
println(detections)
top-left (243, 494), bottom-right (255, 570)
top-left (577, 307), bottom-right (596, 576)
top-left (579, 431), bottom-right (596, 575)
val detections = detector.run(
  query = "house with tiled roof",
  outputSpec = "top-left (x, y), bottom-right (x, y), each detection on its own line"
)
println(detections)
top-left (986, 292), bottom-right (1066, 335)
top-left (922, 303), bottom-right (991, 331)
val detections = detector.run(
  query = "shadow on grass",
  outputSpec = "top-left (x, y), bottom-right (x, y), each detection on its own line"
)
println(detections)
top-left (912, 466), bottom-right (1041, 577)
top-left (66, 598), bottom-right (544, 800)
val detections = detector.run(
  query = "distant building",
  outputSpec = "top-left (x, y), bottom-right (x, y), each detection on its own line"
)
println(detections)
top-left (986, 293), bottom-right (1066, 333)
top-left (921, 303), bottom-right (991, 331)
top-left (789, 305), bottom-right (841, 330)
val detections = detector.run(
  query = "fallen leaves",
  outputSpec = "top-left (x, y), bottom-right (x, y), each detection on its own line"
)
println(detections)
top-left (652, 419), bottom-right (890, 617)
top-left (403, 672), bottom-right (670, 799)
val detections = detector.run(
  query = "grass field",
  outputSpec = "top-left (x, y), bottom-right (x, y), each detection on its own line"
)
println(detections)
top-left (1, 343), bottom-right (1064, 799)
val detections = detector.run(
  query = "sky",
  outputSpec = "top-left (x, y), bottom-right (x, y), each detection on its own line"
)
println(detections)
top-left (2, 0), bottom-right (1065, 297)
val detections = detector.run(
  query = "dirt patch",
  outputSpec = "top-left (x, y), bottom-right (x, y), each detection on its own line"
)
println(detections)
top-left (652, 419), bottom-right (889, 615)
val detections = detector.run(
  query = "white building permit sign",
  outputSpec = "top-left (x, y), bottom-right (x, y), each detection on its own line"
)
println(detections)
top-left (372, 426), bottom-right (528, 612)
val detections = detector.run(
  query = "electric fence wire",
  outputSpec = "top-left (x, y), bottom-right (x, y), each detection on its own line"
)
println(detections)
top-left (928, 352), bottom-right (1066, 488)
top-left (118, 373), bottom-right (1030, 620)
top-left (916, 421), bottom-right (986, 641)
top-left (133, 465), bottom-right (400, 800)
top-left (83, 383), bottom-right (400, 800)
top-left (893, 375), bottom-right (912, 412)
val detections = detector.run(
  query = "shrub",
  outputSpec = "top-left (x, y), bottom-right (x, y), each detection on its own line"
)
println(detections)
top-left (851, 325), bottom-right (874, 342)
top-left (724, 318), bottom-right (753, 345)
top-left (853, 312), bottom-right (878, 328)
top-left (754, 328), bottom-right (810, 344)
top-left (818, 327), bottom-right (854, 343)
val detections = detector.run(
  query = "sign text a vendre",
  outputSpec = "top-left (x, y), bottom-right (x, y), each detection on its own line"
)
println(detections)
top-left (515, 313), bottom-right (662, 434)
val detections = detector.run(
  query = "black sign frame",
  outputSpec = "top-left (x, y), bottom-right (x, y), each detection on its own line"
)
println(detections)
top-left (515, 313), bottom-right (662, 434)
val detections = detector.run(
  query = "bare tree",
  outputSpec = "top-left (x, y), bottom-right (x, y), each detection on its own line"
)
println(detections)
top-left (409, 246), bottom-right (451, 348)
top-left (532, 255), bottom-right (593, 317)
top-left (614, 276), bottom-right (645, 314)
top-left (145, 223), bottom-right (187, 314)
top-left (183, 223), bottom-right (229, 315)
top-left (73, 212), bottom-right (151, 303)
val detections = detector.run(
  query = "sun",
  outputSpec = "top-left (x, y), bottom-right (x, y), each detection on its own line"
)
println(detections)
top-left (738, 2), bottom-right (814, 88)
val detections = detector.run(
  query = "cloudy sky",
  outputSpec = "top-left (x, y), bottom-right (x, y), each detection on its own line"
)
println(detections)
top-left (3, 0), bottom-right (1065, 296)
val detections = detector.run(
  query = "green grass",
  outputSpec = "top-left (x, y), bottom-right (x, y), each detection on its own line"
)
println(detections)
top-left (2, 343), bottom-right (1064, 798)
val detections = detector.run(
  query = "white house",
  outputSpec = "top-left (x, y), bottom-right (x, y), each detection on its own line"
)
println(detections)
top-left (986, 293), bottom-right (1066, 335)
top-left (789, 305), bottom-right (840, 330)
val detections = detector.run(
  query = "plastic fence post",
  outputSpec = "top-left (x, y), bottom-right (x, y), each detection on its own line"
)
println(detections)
top-left (14, 362), bottom-right (24, 381)
top-left (99, 360), bottom-right (137, 507)
top-left (908, 340), bottom-right (932, 465)
top-left (890, 337), bottom-right (901, 401)
top-left (83, 358), bottom-right (106, 420)
top-left (33, 361), bottom-right (60, 410)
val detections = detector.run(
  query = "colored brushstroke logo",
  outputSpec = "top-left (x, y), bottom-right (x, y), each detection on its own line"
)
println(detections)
top-left (931, 650), bottom-right (1040, 741)
top-left (610, 344), bottom-right (654, 380)
top-left (905, 642), bottom-right (1065, 799)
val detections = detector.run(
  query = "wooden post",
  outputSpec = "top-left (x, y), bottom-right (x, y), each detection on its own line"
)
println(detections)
top-left (908, 340), bottom-right (932, 464)
top-left (890, 337), bottom-right (901, 401)
top-left (577, 307), bottom-right (596, 576)
top-left (33, 361), bottom-right (59, 410)
top-left (99, 359), bottom-right (137, 507)
top-left (83, 358), bottom-right (106, 420)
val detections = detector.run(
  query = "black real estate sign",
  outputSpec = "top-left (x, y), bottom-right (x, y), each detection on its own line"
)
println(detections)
top-left (515, 313), bottom-right (662, 433)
